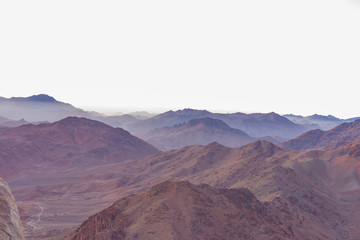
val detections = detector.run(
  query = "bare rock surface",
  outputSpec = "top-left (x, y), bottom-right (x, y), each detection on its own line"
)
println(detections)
top-left (0, 177), bottom-right (24, 240)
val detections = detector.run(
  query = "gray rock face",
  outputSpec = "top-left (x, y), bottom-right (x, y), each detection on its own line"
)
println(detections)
top-left (0, 177), bottom-right (24, 240)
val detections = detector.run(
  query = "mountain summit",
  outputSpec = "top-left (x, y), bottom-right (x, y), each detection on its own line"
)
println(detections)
top-left (10, 94), bottom-right (57, 103)
top-left (67, 181), bottom-right (294, 240)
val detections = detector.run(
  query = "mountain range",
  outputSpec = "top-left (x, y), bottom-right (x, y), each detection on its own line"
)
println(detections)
top-left (127, 109), bottom-right (307, 139)
top-left (0, 94), bottom-right (91, 122)
top-left (2, 94), bottom-right (360, 239)
top-left (58, 139), bottom-right (355, 239)
top-left (284, 114), bottom-right (360, 131)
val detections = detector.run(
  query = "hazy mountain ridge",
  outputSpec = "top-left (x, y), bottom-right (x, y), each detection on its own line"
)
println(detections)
top-left (2, 94), bottom-right (360, 239)
top-left (1, 94), bottom-right (355, 141)
top-left (0, 94), bottom-right (92, 122)
top-left (141, 117), bottom-right (257, 151)
top-left (284, 113), bottom-right (360, 131)
top-left (128, 109), bottom-right (307, 139)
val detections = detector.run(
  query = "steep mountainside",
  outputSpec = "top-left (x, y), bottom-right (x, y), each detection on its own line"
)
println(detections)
top-left (67, 181), bottom-right (295, 240)
top-left (142, 117), bottom-right (256, 151)
top-left (280, 119), bottom-right (360, 150)
top-left (0, 177), bottom-right (24, 240)
top-left (0, 117), bottom-right (159, 180)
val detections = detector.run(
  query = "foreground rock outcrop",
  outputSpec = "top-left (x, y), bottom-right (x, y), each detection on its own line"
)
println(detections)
top-left (0, 177), bottom-right (24, 240)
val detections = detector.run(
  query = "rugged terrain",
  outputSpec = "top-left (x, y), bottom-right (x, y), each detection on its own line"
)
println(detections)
top-left (0, 117), bottom-right (158, 239)
top-left (13, 139), bottom-right (360, 239)
top-left (0, 101), bottom-right (359, 239)
top-left (67, 181), bottom-right (295, 240)
top-left (0, 116), bottom-right (159, 180)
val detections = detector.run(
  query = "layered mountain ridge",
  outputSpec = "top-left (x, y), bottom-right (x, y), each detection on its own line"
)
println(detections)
top-left (1, 94), bottom-right (360, 239)
top-left (128, 109), bottom-right (307, 139)
top-left (142, 117), bottom-right (257, 151)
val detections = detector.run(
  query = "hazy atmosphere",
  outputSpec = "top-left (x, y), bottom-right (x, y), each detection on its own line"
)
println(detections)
top-left (1, 0), bottom-right (359, 117)
top-left (2, 2), bottom-right (360, 239)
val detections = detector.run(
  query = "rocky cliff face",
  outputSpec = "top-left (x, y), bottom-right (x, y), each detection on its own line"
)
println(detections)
top-left (0, 177), bottom-right (24, 240)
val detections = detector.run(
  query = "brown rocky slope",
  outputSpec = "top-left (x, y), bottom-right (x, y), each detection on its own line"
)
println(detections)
top-left (280, 119), bottom-right (360, 151)
top-left (0, 116), bottom-right (160, 180)
top-left (0, 177), bottom-right (24, 240)
top-left (110, 141), bottom-right (349, 239)
top-left (67, 181), bottom-right (295, 240)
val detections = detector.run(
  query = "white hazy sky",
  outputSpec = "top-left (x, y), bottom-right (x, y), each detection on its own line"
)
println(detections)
top-left (1, 0), bottom-right (359, 118)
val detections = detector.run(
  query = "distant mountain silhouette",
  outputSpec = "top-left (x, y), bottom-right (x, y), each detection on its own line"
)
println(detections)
top-left (284, 113), bottom-right (359, 131)
top-left (142, 117), bottom-right (256, 151)
top-left (0, 94), bottom-right (91, 122)
top-left (128, 109), bottom-right (306, 139)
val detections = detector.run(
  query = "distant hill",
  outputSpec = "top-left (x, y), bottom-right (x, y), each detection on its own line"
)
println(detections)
top-left (127, 111), bottom-right (156, 120)
top-left (280, 119), bottom-right (360, 150)
top-left (67, 181), bottom-right (295, 240)
top-left (94, 114), bottom-right (139, 129)
top-left (142, 117), bottom-right (257, 151)
top-left (128, 109), bottom-right (306, 139)
top-left (0, 117), bottom-right (159, 180)
top-left (0, 116), bottom-right (34, 128)
top-left (0, 94), bottom-right (92, 122)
